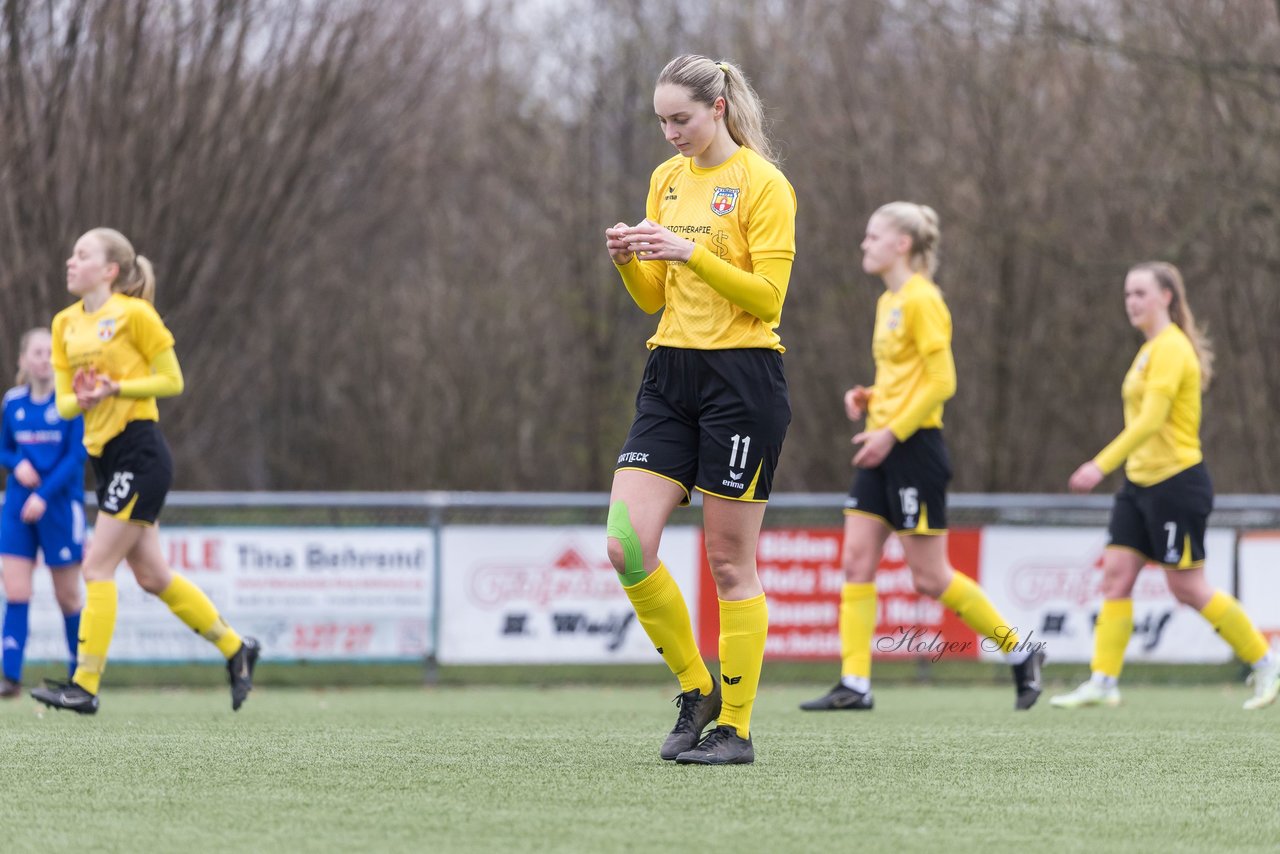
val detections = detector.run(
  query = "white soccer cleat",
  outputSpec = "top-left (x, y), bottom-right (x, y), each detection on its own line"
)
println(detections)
top-left (1243, 654), bottom-right (1280, 711)
top-left (1049, 679), bottom-right (1121, 709)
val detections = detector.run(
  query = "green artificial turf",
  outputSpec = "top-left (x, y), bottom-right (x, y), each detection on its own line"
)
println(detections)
top-left (1, 683), bottom-right (1276, 853)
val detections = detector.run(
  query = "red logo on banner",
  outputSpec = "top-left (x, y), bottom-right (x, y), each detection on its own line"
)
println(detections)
top-left (697, 528), bottom-right (982, 660)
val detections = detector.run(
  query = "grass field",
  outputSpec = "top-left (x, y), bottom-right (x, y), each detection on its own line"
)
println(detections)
top-left (1, 678), bottom-right (1277, 853)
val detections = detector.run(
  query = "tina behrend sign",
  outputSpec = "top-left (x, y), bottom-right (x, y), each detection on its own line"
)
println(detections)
top-left (977, 526), bottom-right (1235, 664)
top-left (438, 526), bottom-right (699, 664)
top-left (16, 527), bottom-right (434, 663)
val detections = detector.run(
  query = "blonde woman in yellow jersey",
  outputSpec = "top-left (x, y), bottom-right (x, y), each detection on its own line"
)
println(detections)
top-left (603, 55), bottom-right (795, 765)
top-left (800, 203), bottom-right (1045, 713)
top-left (1053, 262), bottom-right (1279, 711)
top-left (30, 228), bottom-right (259, 715)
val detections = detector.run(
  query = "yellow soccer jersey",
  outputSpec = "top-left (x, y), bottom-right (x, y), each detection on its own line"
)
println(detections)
top-left (866, 274), bottom-right (953, 435)
top-left (1094, 324), bottom-right (1202, 486)
top-left (640, 146), bottom-right (796, 351)
top-left (51, 293), bottom-right (175, 456)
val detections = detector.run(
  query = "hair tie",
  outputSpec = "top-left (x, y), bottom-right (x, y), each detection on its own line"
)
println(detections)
top-left (715, 61), bottom-right (728, 74)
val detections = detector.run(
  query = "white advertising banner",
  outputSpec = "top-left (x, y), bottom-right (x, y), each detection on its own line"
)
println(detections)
top-left (16, 527), bottom-right (433, 663)
top-left (1238, 533), bottom-right (1280, 647)
top-left (440, 525), bottom-right (700, 663)
top-left (977, 527), bottom-right (1235, 663)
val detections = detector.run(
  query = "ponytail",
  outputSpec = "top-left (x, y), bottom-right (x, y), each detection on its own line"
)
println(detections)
top-left (656, 55), bottom-right (776, 162)
top-left (89, 227), bottom-right (156, 303)
top-left (1131, 262), bottom-right (1215, 390)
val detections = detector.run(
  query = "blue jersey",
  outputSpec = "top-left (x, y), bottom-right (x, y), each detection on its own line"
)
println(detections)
top-left (1, 386), bottom-right (86, 505)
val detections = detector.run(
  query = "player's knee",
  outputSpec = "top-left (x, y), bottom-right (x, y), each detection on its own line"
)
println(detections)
top-left (606, 501), bottom-right (648, 584)
top-left (605, 536), bottom-right (629, 575)
top-left (910, 567), bottom-right (950, 599)
top-left (841, 540), bottom-right (878, 583)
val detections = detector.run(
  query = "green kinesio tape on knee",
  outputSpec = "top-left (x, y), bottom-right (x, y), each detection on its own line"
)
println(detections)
top-left (607, 501), bottom-right (647, 587)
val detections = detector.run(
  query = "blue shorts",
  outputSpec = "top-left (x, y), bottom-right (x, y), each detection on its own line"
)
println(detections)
top-left (0, 493), bottom-right (85, 567)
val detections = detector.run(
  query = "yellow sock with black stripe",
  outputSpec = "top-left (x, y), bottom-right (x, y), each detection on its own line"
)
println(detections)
top-left (158, 574), bottom-right (243, 659)
top-left (72, 580), bottom-right (118, 695)
top-left (718, 593), bottom-right (768, 738)
top-left (623, 563), bottom-right (712, 694)
top-left (939, 571), bottom-right (1021, 654)
top-left (1090, 598), bottom-right (1133, 678)
top-left (840, 583), bottom-right (876, 681)
top-left (1200, 590), bottom-right (1269, 665)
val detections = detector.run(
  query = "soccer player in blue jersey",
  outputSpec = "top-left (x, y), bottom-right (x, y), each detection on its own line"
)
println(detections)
top-left (1, 328), bottom-right (86, 697)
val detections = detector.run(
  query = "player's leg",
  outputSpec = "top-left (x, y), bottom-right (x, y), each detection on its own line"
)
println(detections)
top-left (1, 553), bottom-right (36, 695)
top-left (904, 532), bottom-right (1044, 709)
top-left (799, 511), bottom-right (887, 710)
top-left (31, 514), bottom-right (141, 712)
top-left (1165, 569), bottom-right (1276, 711)
top-left (1050, 547), bottom-right (1142, 709)
top-left (675, 493), bottom-right (767, 765)
top-left (126, 525), bottom-right (259, 710)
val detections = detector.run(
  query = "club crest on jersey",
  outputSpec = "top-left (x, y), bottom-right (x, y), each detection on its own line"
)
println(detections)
top-left (710, 186), bottom-right (740, 216)
top-left (97, 318), bottom-right (117, 341)
top-left (886, 307), bottom-right (903, 331)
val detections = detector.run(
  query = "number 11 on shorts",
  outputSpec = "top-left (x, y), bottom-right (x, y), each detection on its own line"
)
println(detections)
top-left (729, 434), bottom-right (751, 471)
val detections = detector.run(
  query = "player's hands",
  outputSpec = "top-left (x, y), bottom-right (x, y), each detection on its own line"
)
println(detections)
top-left (20, 493), bottom-right (46, 524)
top-left (13, 459), bottom-right (41, 489)
top-left (852, 427), bottom-right (896, 469)
top-left (844, 385), bottom-right (871, 421)
top-left (74, 367), bottom-right (118, 411)
top-left (605, 222), bottom-right (635, 265)
top-left (1068, 461), bottom-right (1104, 493)
top-left (619, 219), bottom-right (695, 263)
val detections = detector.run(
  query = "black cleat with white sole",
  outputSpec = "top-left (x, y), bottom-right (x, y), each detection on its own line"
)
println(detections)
top-left (30, 680), bottom-right (99, 715)
top-left (228, 637), bottom-right (261, 711)
top-left (675, 725), bottom-right (755, 765)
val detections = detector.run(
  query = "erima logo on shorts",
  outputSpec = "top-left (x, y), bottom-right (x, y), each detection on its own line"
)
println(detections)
top-left (721, 478), bottom-right (744, 490)
top-left (617, 452), bottom-right (650, 464)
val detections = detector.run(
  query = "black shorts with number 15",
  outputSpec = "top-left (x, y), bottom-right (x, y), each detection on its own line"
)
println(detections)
top-left (615, 347), bottom-right (790, 504)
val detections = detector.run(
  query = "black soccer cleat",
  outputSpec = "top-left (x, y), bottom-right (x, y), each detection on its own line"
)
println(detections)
top-left (0, 678), bottom-right (22, 699)
top-left (675, 725), bottom-right (755, 765)
top-left (227, 637), bottom-right (261, 711)
top-left (799, 682), bottom-right (874, 711)
top-left (30, 680), bottom-right (99, 715)
top-left (660, 681), bottom-right (722, 761)
top-left (1012, 649), bottom-right (1046, 710)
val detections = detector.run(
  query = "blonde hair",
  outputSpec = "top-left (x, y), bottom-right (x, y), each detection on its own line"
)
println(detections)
top-left (1130, 261), bottom-right (1215, 389)
top-left (656, 55), bottom-right (775, 162)
top-left (88, 227), bottom-right (156, 303)
top-left (14, 327), bottom-right (49, 386)
top-left (874, 202), bottom-right (941, 276)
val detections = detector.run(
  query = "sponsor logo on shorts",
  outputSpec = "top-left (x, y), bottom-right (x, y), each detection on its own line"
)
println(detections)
top-left (617, 451), bottom-right (650, 464)
top-left (721, 477), bottom-right (744, 490)
top-left (1165, 548), bottom-right (1180, 564)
